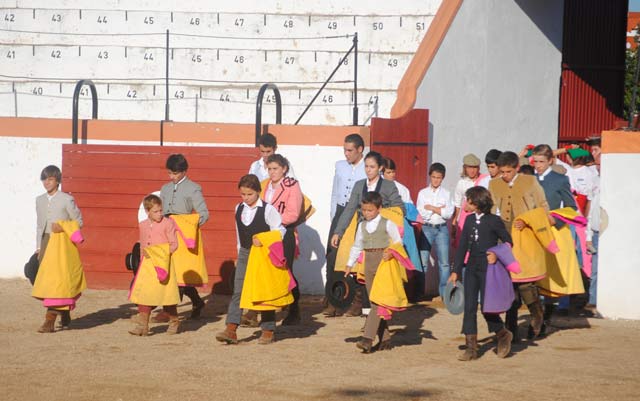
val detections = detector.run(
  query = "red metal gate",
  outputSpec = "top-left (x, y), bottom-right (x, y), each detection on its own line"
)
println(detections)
top-left (370, 109), bottom-right (429, 199)
top-left (62, 144), bottom-right (258, 292)
top-left (558, 0), bottom-right (627, 144)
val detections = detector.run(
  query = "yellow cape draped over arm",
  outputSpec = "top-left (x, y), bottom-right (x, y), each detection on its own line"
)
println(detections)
top-left (32, 220), bottom-right (86, 300)
top-left (169, 214), bottom-right (208, 286)
top-left (240, 230), bottom-right (294, 311)
top-left (129, 243), bottom-right (180, 306)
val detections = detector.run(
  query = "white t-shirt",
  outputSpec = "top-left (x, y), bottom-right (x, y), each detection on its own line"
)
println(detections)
top-left (394, 181), bottom-right (412, 204)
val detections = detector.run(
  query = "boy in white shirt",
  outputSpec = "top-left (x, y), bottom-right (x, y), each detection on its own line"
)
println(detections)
top-left (248, 133), bottom-right (295, 181)
top-left (416, 163), bottom-right (454, 297)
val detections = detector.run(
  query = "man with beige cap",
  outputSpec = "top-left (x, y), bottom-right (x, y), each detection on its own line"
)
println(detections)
top-left (452, 153), bottom-right (488, 244)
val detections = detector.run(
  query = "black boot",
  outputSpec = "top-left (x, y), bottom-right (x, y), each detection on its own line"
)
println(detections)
top-left (183, 287), bottom-right (205, 319)
top-left (282, 303), bottom-right (301, 326)
top-left (505, 307), bottom-right (520, 344)
top-left (58, 310), bottom-right (71, 330)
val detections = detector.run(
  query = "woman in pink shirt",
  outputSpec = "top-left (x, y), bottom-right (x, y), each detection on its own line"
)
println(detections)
top-left (262, 154), bottom-right (303, 325)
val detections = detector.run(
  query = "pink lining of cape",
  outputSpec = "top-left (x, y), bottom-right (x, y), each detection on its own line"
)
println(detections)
top-left (548, 212), bottom-right (592, 277)
top-left (69, 230), bottom-right (84, 244)
top-left (155, 267), bottom-right (168, 282)
top-left (550, 212), bottom-right (587, 227)
top-left (267, 241), bottom-right (287, 267)
top-left (547, 240), bottom-right (560, 254)
top-left (375, 246), bottom-right (416, 319)
top-left (43, 294), bottom-right (80, 310)
top-left (173, 223), bottom-right (196, 249)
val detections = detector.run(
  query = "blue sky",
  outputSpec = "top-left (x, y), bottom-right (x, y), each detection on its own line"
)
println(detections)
top-left (632, 0), bottom-right (640, 12)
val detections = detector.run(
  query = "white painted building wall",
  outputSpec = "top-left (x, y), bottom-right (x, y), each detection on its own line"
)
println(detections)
top-left (598, 152), bottom-right (640, 320)
top-left (0, 0), bottom-right (441, 126)
top-left (414, 0), bottom-right (563, 190)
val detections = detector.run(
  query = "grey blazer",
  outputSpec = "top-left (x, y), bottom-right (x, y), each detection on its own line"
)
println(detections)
top-left (536, 171), bottom-right (577, 210)
top-left (160, 177), bottom-right (209, 226)
top-left (333, 178), bottom-right (405, 237)
top-left (36, 191), bottom-right (83, 250)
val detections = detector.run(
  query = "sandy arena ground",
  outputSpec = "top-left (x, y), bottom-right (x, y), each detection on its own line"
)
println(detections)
top-left (2, 278), bottom-right (639, 401)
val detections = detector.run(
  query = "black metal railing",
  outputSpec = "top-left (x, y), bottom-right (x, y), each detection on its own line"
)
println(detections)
top-left (71, 79), bottom-right (98, 144)
top-left (255, 83), bottom-right (282, 145)
top-left (296, 32), bottom-right (358, 126)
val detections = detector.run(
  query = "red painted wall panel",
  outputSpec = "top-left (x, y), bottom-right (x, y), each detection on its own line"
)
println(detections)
top-left (62, 144), bottom-right (259, 291)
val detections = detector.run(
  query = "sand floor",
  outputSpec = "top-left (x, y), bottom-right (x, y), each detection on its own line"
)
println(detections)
top-left (2, 278), bottom-right (639, 401)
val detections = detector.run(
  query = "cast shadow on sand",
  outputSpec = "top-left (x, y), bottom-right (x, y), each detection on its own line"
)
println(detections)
top-left (343, 304), bottom-right (439, 349)
top-left (326, 386), bottom-right (436, 401)
top-left (465, 311), bottom-right (594, 358)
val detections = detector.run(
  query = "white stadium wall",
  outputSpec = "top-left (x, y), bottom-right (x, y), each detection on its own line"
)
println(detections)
top-left (0, 0), bottom-right (441, 126)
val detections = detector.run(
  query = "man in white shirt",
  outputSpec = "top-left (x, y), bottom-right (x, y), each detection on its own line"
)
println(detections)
top-left (416, 162), bottom-right (454, 297)
top-left (248, 133), bottom-right (295, 181)
top-left (324, 133), bottom-right (366, 316)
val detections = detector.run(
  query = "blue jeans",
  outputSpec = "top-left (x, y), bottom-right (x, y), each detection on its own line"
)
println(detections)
top-left (558, 225), bottom-right (583, 310)
top-left (420, 224), bottom-right (450, 297)
top-left (589, 232), bottom-right (599, 305)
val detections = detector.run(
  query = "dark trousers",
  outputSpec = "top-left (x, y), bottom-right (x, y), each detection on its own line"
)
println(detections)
top-left (179, 286), bottom-right (203, 306)
top-left (505, 282), bottom-right (539, 331)
top-left (362, 250), bottom-right (389, 341)
top-left (325, 205), bottom-right (345, 288)
top-left (462, 263), bottom-right (505, 335)
top-left (226, 248), bottom-right (276, 330)
top-left (283, 226), bottom-right (300, 309)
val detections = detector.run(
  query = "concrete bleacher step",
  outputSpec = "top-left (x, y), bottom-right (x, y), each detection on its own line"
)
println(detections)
top-left (0, 1), bottom-right (440, 125)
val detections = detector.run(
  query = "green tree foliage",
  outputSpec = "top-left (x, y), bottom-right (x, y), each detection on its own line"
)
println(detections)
top-left (625, 27), bottom-right (640, 121)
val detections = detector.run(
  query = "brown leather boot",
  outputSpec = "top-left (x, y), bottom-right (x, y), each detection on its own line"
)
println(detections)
top-left (457, 335), bottom-right (478, 361)
top-left (322, 302), bottom-right (343, 317)
top-left (129, 312), bottom-right (150, 336)
top-left (345, 287), bottom-right (363, 317)
top-left (528, 301), bottom-right (544, 338)
top-left (496, 327), bottom-right (513, 358)
top-left (166, 315), bottom-right (181, 335)
top-left (38, 310), bottom-right (58, 333)
top-left (356, 337), bottom-right (373, 353)
top-left (150, 310), bottom-right (170, 323)
top-left (240, 310), bottom-right (259, 327)
top-left (216, 323), bottom-right (239, 344)
top-left (258, 329), bottom-right (275, 345)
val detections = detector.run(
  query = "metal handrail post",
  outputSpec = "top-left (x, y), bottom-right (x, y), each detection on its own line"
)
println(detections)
top-left (255, 83), bottom-right (282, 145)
top-left (71, 79), bottom-right (98, 144)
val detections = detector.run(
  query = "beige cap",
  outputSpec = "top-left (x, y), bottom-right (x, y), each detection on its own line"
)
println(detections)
top-left (462, 153), bottom-right (481, 167)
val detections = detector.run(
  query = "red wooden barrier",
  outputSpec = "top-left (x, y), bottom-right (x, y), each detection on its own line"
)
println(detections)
top-left (62, 144), bottom-right (259, 292)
